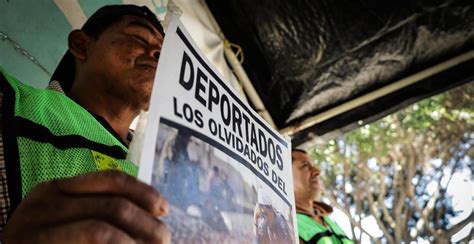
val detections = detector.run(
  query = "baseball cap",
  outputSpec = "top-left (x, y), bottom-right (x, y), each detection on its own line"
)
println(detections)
top-left (50, 5), bottom-right (165, 92)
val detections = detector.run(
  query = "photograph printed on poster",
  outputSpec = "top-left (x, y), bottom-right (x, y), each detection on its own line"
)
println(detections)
top-left (151, 122), bottom-right (294, 244)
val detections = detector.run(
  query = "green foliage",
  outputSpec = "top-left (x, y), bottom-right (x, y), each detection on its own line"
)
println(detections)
top-left (308, 81), bottom-right (473, 242)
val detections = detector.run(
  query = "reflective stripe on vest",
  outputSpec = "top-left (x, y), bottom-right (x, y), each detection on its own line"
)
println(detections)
top-left (0, 67), bottom-right (138, 204)
top-left (297, 213), bottom-right (353, 244)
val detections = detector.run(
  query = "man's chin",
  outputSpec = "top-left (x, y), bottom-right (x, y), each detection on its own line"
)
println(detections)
top-left (309, 185), bottom-right (321, 195)
top-left (142, 101), bottom-right (151, 111)
top-left (133, 85), bottom-right (152, 110)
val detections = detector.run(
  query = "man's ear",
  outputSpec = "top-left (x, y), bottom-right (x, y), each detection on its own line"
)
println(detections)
top-left (68, 30), bottom-right (91, 61)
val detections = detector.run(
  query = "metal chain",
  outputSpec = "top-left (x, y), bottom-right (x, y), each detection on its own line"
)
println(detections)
top-left (0, 31), bottom-right (51, 76)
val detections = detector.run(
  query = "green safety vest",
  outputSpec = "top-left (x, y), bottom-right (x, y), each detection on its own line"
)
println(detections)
top-left (0, 67), bottom-right (138, 211)
top-left (297, 213), bottom-right (353, 244)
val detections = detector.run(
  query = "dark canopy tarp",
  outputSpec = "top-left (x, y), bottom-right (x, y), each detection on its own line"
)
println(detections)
top-left (206, 0), bottom-right (474, 146)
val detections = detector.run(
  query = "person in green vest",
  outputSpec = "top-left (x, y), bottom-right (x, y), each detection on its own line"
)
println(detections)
top-left (292, 149), bottom-right (353, 244)
top-left (0, 5), bottom-right (171, 243)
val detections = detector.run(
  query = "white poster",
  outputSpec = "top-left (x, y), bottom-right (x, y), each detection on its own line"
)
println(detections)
top-left (137, 14), bottom-right (297, 243)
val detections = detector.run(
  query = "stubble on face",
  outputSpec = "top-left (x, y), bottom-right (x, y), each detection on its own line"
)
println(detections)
top-left (89, 16), bottom-right (163, 111)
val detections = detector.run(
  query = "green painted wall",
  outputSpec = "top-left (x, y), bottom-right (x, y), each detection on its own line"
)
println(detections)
top-left (1, 0), bottom-right (167, 88)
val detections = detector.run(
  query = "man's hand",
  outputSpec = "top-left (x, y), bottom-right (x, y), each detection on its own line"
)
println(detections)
top-left (3, 170), bottom-right (170, 243)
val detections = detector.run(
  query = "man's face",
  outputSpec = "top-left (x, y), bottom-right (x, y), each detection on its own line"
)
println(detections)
top-left (83, 15), bottom-right (164, 110)
top-left (291, 151), bottom-right (321, 200)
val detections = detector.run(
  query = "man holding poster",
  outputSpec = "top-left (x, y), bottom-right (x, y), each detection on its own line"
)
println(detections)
top-left (0, 5), bottom-right (170, 243)
top-left (137, 13), bottom-right (298, 243)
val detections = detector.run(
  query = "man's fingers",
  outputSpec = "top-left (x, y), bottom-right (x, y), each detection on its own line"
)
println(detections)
top-left (33, 220), bottom-right (135, 244)
top-left (5, 176), bottom-right (171, 244)
top-left (56, 170), bottom-right (168, 216)
top-left (29, 195), bottom-right (169, 242)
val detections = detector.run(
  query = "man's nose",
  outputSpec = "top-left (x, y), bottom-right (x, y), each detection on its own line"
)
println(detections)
top-left (311, 166), bottom-right (320, 176)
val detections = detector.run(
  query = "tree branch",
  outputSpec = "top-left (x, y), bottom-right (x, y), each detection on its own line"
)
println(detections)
top-left (362, 165), bottom-right (395, 244)
top-left (341, 149), bottom-right (358, 242)
top-left (325, 192), bottom-right (376, 242)
top-left (392, 147), bottom-right (406, 243)
top-left (406, 142), bottom-right (437, 237)
top-left (445, 212), bottom-right (474, 237)
top-left (377, 165), bottom-right (396, 228)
